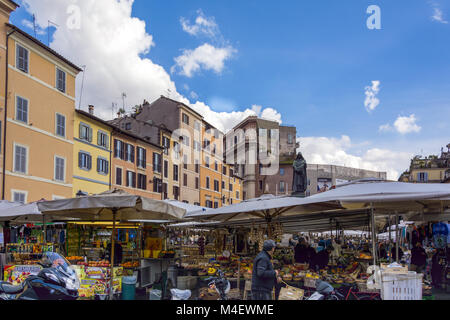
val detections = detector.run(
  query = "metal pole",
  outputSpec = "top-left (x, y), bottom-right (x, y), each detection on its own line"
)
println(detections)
top-left (388, 214), bottom-right (392, 263)
top-left (371, 205), bottom-right (377, 266)
top-left (395, 213), bottom-right (399, 263)
top-left (110, 209), bottom-right (116, 300)
top-left (43, 215), bottom-right (46, 244)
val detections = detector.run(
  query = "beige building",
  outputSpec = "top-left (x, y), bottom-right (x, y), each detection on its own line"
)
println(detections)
top-left (399, 144), bottom-right (450, 184)
top-left (0, 1), bottom-right (82, 203)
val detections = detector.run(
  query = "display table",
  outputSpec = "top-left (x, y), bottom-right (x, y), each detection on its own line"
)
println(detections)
top-left (140, 258), bottom-right (176, 287)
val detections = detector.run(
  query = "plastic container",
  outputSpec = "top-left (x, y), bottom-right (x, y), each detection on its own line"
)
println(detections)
top-left (149, 289), bottom-right (162, 300)
top-left (122, 276), bottom-right (137, 300)
top-left (381, 271), bottom-right (423, 300)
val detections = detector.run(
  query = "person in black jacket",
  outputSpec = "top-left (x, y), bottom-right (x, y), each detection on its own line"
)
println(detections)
top-left (410, 242), bottom-right (427, 273)
top-left (294, 239), bottom-right (308, 263)
top-left (252, 240), bottom-right (281, 300)
top-left (391, 245), bottom-right (404, 262)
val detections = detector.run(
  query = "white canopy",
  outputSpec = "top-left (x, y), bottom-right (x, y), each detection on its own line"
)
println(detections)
top-left (163, 200), bottom-right (207, 217)
top-left (0, 201), bottom-right (43, 223)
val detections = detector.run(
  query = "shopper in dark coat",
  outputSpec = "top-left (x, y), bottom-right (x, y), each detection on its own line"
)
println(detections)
top-left (431, 249), bottom-right (446, 288)
top-left (294, 240), bottom-right (308, 263)
top-left (391, 246), bottom-right (404, 262)
top-left (252, 240), bottom-right (280, 300)
top-left (313, 246), bottom-right (331, 271)
top-left (410, 242), bottom-right (427, 274)
top-left (305, 243), bottom-right (316, 270)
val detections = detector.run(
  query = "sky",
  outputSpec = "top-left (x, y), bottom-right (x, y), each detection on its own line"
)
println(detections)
top-left (9, 0), bottom-right (450, 180)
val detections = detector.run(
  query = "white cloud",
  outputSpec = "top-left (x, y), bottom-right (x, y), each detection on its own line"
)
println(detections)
top-left (432, 7), bottom-right (448, 24)
top-left (190, 91), bottom-right (199, 100)
top-left (298, 136), bottom-right (413, 180)
top-left (394, 114), bottom-right (421, 134)
top-left (379, 123), bottom-right (393, 132)
top-left (20, 0), bottom-right (255, 131)
top-left (180, 9), bottom-right (219, 38)
top-left (364, 80), bottom-right (381, 113)
top-left (172, 43), bottom-right (236, 78)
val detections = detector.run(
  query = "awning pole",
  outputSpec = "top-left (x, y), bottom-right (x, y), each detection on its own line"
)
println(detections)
top-left (388, 214), bottom-right (392, 263)
top-left (43, 214), bottom-right (46, 244)
top-left (395, 213), bottom-right (399, 263)
top-left (110, 209), bottom-right (117, 300)
top-left (371, 204), bottom-right (377, 266)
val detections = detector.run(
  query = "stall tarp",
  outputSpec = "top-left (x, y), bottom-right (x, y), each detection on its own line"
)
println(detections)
top-left (186, 194), bottom-right (343, 222)
top-left (0, 201), bottom-right (43, 223)
top-left (163, 200), bottom-right (207, 217)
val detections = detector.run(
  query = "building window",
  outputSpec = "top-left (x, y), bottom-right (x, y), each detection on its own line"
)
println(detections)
top-left (280, 181), bottom-right (286, 193)
top-left (14, 144), bottom-right (27, 174)
top-left (236, 191), bottom-right (240, 200)
top-left (229, 183), bottom-right (233, 192)
top-left (183, 155), bottom-right (188, 170)
top-left (162, 137), bottom-right (170, 155)
top-left (206, 177), bottom-right (210, 189)
top-left (163, 183), bottom-right (168, 199)
top-left (173, 186), bottom-right (180, 200)
top-left (116, 167), bottom-right (122, 185)
top-left (215, 161), bottom-right (218, 171)
top-left (153, 178), bottom-right (163, 193)
top-left (222, 181), bottom-right (225, 189)
top-left (194, 120), bottom-right (201, 131)
top-left (56, 68), bottom-right (66, 93)
top-left (16, 96), bottom-right (28, 123)
top-left (223, 166), bottom-right (227, 175)
top-left (195, 160), bottom-right (199, 173)
top-left (98, 131), bottom-right (109, 148)
top-left (16, 44), bottom-right (29, 73)
top-left (280, 168), bottom-right (285, 176)
top-left (114, 139), bottom-right (124, 159)
top-left (183, 174), bottom-right (188, 187)
top-left (79, 123), bottom-right (93, 142)
top-left (13, 191), bottom-right (26, 204)
top-left (137, 147), bottom-right (146, 168)
top-left (125, 144), bottom-right (135, 163)
top-left (54, 156), bottom-right (65, 182)
top-left (417, 172), bottom-right (428, 182)
top-left (126, 171), bottom-right (136, 188)
top-left (164, 160), bottom-right (168, 178)
top-left (182, 135), bottom-right (190, 147)
top-left (97, 158), bottom-right (109, 175)
top-left (173, 142), bottom-right (180, 159)
top-left (173, 165), bottom-right (179, 181)
top-left (78, 152), bottom-right (92, 170)
top-left (182, 113), bottom-right (189, 125)
top-left (125, 123), bottom-right (131, 130)
top-left (56, 113), bottom-right (66, 137)
top-left (153, 153), bottom-right (162, 173)
top-left (230, 169), bottom-right (234, 177)
top-left (137, 174), bottom-right (147, 190)
top-left (259, 180), bottom-right (263, 191)
top-left (194, 141), bottom-right (201, 152)
top-left (214, 201), bottom-right (219, 209)
top-left (288, 134), bottom-right (294, 144)
top-left (222, 196), bottom-right (226, 204)
top-left (195, 177), bottom-right (199, 189)
top-left (205, 156), bottom-right (210, 168)
top-left (205, 200), bottom-right (213, 208)
top-left (230, 198), bottom-right (233, 205)
top-left (214, 180), bottom-right (219, 192)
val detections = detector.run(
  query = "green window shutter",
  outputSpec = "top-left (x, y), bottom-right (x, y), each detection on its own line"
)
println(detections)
top-left (88, 127), bottom-right (93, 142)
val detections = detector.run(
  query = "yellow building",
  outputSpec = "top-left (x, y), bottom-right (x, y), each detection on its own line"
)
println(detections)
top-left (0, 2), bottom-right (82, 202)
top-left (73, 108), bottom-right (112, 196)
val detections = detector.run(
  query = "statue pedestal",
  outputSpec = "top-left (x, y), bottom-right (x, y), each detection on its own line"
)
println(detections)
top-left (291, 192), bottom-right (306, 198)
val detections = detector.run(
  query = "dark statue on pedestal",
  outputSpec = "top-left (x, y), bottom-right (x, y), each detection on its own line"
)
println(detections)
top-left (292, 152), bottom-right (307, 197)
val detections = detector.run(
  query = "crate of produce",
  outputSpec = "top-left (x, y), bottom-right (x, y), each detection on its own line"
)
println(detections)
top-left (381, 271), bottom-right (423, 300)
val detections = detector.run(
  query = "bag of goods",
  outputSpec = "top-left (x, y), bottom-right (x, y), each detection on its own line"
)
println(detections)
top-left (279, 284), bottom-right (304, 300)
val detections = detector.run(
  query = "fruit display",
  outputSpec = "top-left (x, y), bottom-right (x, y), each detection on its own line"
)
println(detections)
top-left (358, 253), bottom-right (373, 260)
top-left (121, 261), bottom-right (139, 268)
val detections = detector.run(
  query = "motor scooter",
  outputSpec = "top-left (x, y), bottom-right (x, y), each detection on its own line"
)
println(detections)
top-left (0, 252), bottom-right (80, 300)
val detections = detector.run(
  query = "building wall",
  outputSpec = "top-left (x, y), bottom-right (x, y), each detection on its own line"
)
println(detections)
top-left (264, 163), bottom-right (294, 196)
top-left (1, 27), bottom-right (80, 202)
top-left (111, 131), bottom-right (163, 200)
top-left (72, 111), bottom-right (112, 196)
top-left (410, 168), bottom-right (447, 183)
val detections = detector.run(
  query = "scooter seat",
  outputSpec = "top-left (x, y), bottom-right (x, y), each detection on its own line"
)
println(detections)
top-left (0, 282), bottom-right (24, 294)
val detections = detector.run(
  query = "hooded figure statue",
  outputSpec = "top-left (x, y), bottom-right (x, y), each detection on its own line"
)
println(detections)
top-left (292, 152), bottom-right (307, 196)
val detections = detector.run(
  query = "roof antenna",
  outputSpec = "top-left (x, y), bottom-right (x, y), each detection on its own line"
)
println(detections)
top-left (78, 65), bottom-right (87, 110)
top-left (32, 14), bottom-right (37, 38)
top-left (47, 20), bottom-right (59, 47)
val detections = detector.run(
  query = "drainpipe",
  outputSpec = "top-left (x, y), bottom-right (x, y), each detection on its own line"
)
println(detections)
top-left (2, 30), bottom-right (16, 200)
top-left (109, 130), bottom-right (112, 189)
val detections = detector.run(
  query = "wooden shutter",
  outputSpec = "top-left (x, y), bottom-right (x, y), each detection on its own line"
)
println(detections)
top-left (97, 158), bottom-right (100, 173)
top-left (88, 155), bottom-right (92, 170)
top-left (88, 127), bottom-right (93, 142)
top-left (120, 141), bottom-right (125, 160)
top-left (114, 140), bottom-right (118, 157)
top-left (130, 145), bottom-right (135, 163)
top-left (78, 152), bottom-right (82, 168)
top-left (132, 172), bottom-right (136, 188)
top-left (143, 149), bottom-right (147, 168)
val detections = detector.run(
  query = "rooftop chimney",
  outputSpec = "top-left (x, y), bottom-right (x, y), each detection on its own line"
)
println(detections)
top-left (88, 105), bottom-right (94, 115)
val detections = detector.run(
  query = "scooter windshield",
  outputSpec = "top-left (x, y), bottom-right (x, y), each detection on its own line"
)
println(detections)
top-left (40, 252), bottom-right (80, 291)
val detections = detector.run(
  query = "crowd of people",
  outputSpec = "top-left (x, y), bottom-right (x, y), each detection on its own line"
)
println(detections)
top-left (250, 235), bottom-right (449, 300)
